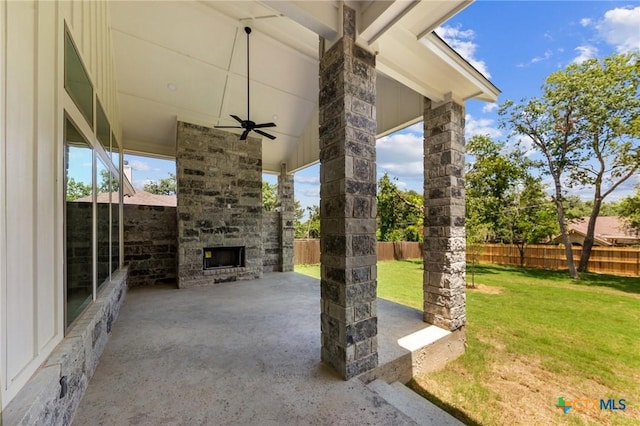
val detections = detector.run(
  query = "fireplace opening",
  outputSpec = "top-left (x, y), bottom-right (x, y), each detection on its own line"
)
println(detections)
top-left (203, 246), bottom-right (245, 269)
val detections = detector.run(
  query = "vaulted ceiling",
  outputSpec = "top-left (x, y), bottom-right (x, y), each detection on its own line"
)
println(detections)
top-left (109, 1), bottom-right (498, 173)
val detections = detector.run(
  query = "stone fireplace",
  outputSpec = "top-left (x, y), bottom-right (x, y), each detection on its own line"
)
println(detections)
top-left (176, 121), bottom-right (263, 287)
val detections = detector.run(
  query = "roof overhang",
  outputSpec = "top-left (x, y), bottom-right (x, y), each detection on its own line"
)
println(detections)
top-left (108, 0), bottom-right (499, 173)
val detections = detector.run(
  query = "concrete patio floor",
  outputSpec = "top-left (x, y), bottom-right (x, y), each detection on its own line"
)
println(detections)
top-left (73, 272), bottom-right (462, 425)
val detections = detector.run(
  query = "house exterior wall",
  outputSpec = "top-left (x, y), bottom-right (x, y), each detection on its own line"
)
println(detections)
top-left (0, 0), bottom-right (121, 408)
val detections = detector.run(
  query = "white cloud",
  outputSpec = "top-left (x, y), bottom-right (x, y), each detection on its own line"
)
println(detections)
top-left (294, 175), bottom-right (319, 185)
top-left (481, 103), bottom-right (498, 113)
top-left (300, 187), bottom-right (319, 198)
top-left (531, 50), bottom-right (553, 63)
top-left (573, 45), bottom-right (598, 63)
top-left (405, 122), bottom-right (424, 134)
top-left (435, 25), bottom-right (491, 78)
top-left (517, 50), bottom-right (553, 68)
top-left (376, 132), bottom-right (424, 180)
top-left (465, 114), bottom-right (502, 139)
top-left (129, 160), bottom-right (151, 172)
top-left (580, 18), bottom-right (592, 27)
top-left (133, 178), bottom-right (154, 190)
top-left (596, 6), bottom-right (640, 53)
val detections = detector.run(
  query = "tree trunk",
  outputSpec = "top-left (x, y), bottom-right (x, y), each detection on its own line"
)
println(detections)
top-left (553, 177), bottom-right (579, 279)
top-left (578, 195), bottom-right (602, 272)
top-left (517, 243), bottom-right (525, 267)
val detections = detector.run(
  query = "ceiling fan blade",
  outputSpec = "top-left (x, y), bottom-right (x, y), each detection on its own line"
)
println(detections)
top-left (254, 129), bottom-right (276, 140)
top-left (254, 122), bottom-right (276, 129)
top-left (240, 129), bottom-right (250, 140)
top-left (230, 115), bottom-right (244, 124)
top-left (214, 126), bottom-right (242, 129)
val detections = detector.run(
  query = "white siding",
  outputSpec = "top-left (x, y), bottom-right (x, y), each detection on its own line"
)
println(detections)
top-left (0, 0), bottom-right (121, 408)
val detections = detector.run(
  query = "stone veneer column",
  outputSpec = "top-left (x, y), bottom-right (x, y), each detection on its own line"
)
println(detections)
top-left (319, 6), bottom-right (378, 379)
top-left (423, 97), bottom-right (467, 331)
top-left (278, 163), bottom-right (295, 272)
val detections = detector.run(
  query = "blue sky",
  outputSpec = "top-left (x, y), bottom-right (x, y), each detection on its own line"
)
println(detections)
top-left (127, 1), bottom-right (640, 215)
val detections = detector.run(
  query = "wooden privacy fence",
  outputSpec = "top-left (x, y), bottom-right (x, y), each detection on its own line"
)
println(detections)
top-left (294, 240), bottom-right (640, 277)
top-left (294, 240), bottom-right (422, 265)
top-left (472, 244), bottom-right (640, 276)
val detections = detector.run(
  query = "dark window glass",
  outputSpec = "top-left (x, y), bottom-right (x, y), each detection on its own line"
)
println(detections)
top-left (97, 158), bottom-right (111, 288)
top-left (65, 118), bottom-right (94, 327)
top-left (64, 30), bottom-right (93, 128)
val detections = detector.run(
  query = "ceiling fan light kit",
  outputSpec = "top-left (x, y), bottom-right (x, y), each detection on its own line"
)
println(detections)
top-left (214, 26), bottom-right (277, 140)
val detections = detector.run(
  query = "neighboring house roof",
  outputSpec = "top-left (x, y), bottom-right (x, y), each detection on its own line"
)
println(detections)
top-left (74, 190), bottom-right (177, 207)
top-left (552, 216), bottom-right (640, 246)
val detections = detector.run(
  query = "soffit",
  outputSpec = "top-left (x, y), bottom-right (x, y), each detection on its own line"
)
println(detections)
top-left (109, 0), bottom-right (498, 173)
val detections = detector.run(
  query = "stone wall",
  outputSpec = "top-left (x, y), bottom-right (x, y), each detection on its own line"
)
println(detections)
top-left (123, 204), bottom-right (177, 287)
top-left (176, 122), bottom-right (263, 287)
top-left (4, 268), bottom-right (128, 425)
top-left (423, 97), bottom-right (467, 331)
top-left (278, 168), bottom-right (295, 272)
top-left (319, 5), bottom-right (379, 379)
top-left (263, 211), bottom-right (280, 272)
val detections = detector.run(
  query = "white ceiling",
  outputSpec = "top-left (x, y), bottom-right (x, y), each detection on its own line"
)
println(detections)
top-left (109, 1), bottom-right (499, 173)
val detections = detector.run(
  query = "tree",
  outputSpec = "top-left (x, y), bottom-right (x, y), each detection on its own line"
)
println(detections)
top-left (293, 200), bottom-right (305, 238)
top-left (99, 169), bottom-right (119, 194)
top-left (504, 176), bottom-right (558, 266)
top-left (500, 52), bottom-right (640, 278)
top-left (301, 205), bottom-right (320, 239)
top-left (465, 135), bottom-right (528, 242)
top-left (262, 181), bottom-right (278, 211)
top-left (144, 173), bottom-right (176, 195)
top-left (66, 177), bottom-right (92, 201)
top-left (466, 135), bottom-right (556, 266)
top-left (376, 173), bottom-right (422, 241)
top-left (619, 188), bottom-right (640, 234)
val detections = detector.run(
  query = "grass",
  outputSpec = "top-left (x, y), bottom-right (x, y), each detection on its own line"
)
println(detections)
top-left (295, 261), bottom-right (640, 425)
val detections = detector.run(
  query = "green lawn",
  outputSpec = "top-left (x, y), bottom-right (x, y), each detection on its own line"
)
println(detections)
top-left (295, 261), bottom-right (640, 425)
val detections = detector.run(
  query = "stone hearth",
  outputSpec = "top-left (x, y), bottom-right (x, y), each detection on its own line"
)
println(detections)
top-left (176, 122), bottom-right (262, 287)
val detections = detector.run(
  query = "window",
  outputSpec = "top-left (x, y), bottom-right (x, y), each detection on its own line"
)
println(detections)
top-left (64, 30), bottom-right (93, 128)
top-left (63, 29), bottom-right (123, 329)
top-left (64, 118), bottom-right (94, 326)
top-left (96, 157), bottom-right (110, 287)
top-left (111, 136), bottom-right (121, 272)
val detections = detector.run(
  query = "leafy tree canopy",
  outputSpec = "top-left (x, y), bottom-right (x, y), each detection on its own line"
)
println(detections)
top-left (500, 52), bottom-right (640, 277)
top-left (144, 173), bottom-right (176, 195)
top-left (377, 173), bottom-right (423, 242)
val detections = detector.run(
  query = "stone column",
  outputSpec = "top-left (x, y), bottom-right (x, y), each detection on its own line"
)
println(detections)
top-left (319, 6), bottom-right (378, 379)
top-left (278, 163), bottom-right (295, 272)
top-left (423, 97), bottom-right (467, 331)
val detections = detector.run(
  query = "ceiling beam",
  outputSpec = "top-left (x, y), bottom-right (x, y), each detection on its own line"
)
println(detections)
top-left (358, 0), bottom-right (420, 45)
top-left (260, 1), bottom-right (339, 40)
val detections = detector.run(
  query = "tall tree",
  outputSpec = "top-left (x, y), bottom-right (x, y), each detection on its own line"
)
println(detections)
top-left (301, 205), bottom-right (320, 239)
top-left (144, 173), bottom-right (176, 195)
top-left (262, 181), bottom-right (278, 211)
top-left (618, 188), bottom-right (640, 234)
top-left (99, 169), bottom-right (119, 194)
top-left (500, 52), bottom-right (640, 278)
top-left (376, 173), bottom-right (422, 241)
top-left (66, 177), bottom-right (92, 201)
top-left (465, 135), bottom-right (527, 242)
top-left (504, 176), bottom-right (558, 266)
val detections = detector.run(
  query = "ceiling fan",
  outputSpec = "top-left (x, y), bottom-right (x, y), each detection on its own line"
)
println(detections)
top-left (214, 26), bottom-right (276, 140)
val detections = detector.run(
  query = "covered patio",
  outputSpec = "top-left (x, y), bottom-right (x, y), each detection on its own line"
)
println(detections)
top-left (1, 0), bottom-right (498, 423)
top-left (73, 272), bottom-right (463, 425)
